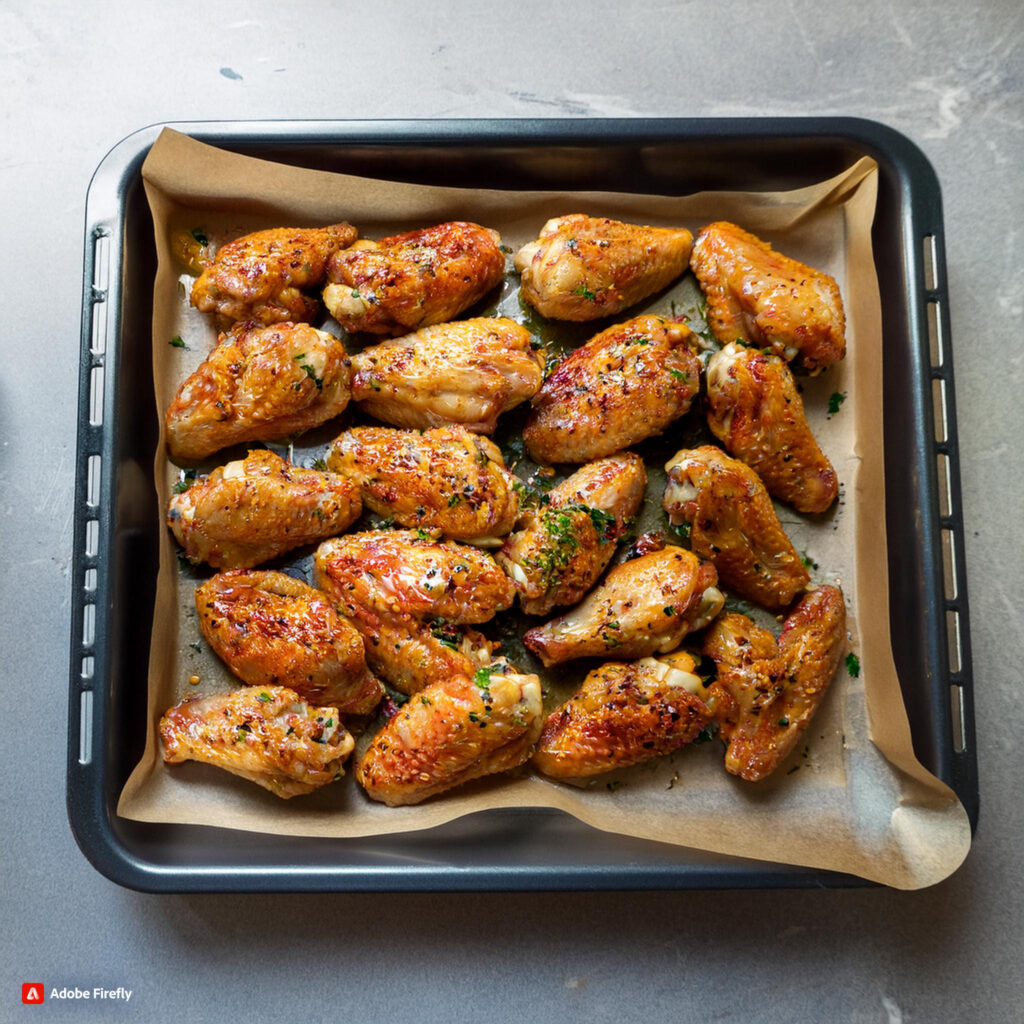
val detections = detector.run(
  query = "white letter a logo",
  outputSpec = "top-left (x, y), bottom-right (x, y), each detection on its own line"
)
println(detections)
top-left (25, 986), bottom-right (41, 1001)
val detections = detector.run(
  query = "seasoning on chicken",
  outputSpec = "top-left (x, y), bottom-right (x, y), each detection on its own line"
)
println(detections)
top-left (705, 343), bottom-right (838, 514)
top-left (533, 652), bottom-right (712, 778)
top-left (515, 214), bottom-right (693, 321)
top-left (159, 685), bottom-right (355, 798)
top-left (702, 585), bottom-right (846, 781)
top-left (190, 223), bottom-right (358, 325)
top-left (662, 445), bottom-right (810, 610)
top-left (356, 661), bottom-right (543, 806)
top-left (165, 320), bottom-right (351, 464)
top-left (524, 315), bottom-right (701, 465)
top-left (689, 221), bottom-right (846, 372)
top-left (350, 317), bottom-right (545, 433)
top-left (326, 425), bottom-right (520, 544)
top-left (194, 570), bottom-right (383, 714)
top-left (497, 453), bottom-right (647, 616)
top-left (168, 449), bottom-right (361, 569)
top-left (323, 221), bottom-right (505, 336)
top-left (523, 547), bottom-right (723, 667)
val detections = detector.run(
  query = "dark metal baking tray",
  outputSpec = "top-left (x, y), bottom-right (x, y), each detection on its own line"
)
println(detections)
top-left (68, 118), bottom-right (977, 892)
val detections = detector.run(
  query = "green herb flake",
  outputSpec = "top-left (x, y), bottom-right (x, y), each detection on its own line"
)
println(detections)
top-left (473, 668), bottom-right (492, 689)
top-left (257, 692), bottom-right (273, 703)
top-left (668, 520), bottom-right (691, 541)
top-left (801, 552), bottom-right (818, 569)
top-left (828, 391), bottom-right (846, 415)
top-left (448, 493), bottom-right (462, 507)
top-left (846, 652), bottom-right (861, 677)
top-left (778, 716), bottom-right (790, 727)
top-left (663, 605), bottom-right (676, 616)
top-left (170, 336), bottom-right (186, 348)
top-left (573, 283), bottom-right (597, 301)
top-left (668, 368), bottom-right (688, 381)
top-left (299, 362), bottom-right (323, 390)
top-left (191, 228), bottom-right (209, 247)
top-left (311, 457), bottom-right (327, 471)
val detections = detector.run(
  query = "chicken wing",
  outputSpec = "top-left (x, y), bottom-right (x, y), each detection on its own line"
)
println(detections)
top-left (326, 425), bottom-right (520, 543)
top-left (533, 652), bottom-right (712, 778)
top-left (159, 685), bottom-right (355, 798)
top-left (356, 661), bottom-right (543, 806)
top-left (523, 547), bottom-right (723, 667)
top-left (662, 446), bottom-right (810, 610)
top-left (194, 571), bottom-right (383, 714)
top-left (702, 585), bottom-right (846, 781)
top-left (350, 317), bottom-right (545, 433)
top-left (515, 214), bottom-right (692, 321)
top-left (323, 221), bottom-right (505, 336)
top-left (190, 223), bottom-right (358, 325)
top-left (497, 453), bottom-right (647, 616)
top-left (706, 343), bottom-right (838, 514)
top-left (168, 449), bottom-right (361, 569)
top-left (690, 221), bottom-right (845, 372)
top-left (165, 320), bottom-right (351, 463)
top-left (524, 315), bottom-right (702, 465)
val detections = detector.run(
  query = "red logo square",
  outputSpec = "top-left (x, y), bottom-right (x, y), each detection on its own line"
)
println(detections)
top-left (22, 984), bottom-right (45, 1004)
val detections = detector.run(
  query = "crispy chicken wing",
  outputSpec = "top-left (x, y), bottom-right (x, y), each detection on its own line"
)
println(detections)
top-left (168, 449), bottom-right (361, 569)
top-left (323, 221), bottom-right (505, 336)
top-left (165, 321), bottom-right (351, 463)
top-left (497, 453), bottom-right (647, 616)
top-left (190, 223), bottom-right (358, 325)
top-left (523, 547), bottom-right (723, 667)
top-left (160, 685), bottom-right (354, 798)
top-left (702, 585), bottom-right (846, 780)
top-left (194, 571), bottom-right (383, 714)
top-left (706, 343), bottom-right (838, 514)
top-left (515, 214), bottom-right (693, 321)
top-left (356, 661), bottom-right (543, 806)
top-left (533, 651), bottom-right (712, 778)
top-left (663, 446), bottom-right (810, 610)
top-left (524, 315), bottom-right (702, 465)
top-left (350, 317), bottom-right (544, 433)
top-left (326, 425), bottom-right (520, 543)
top-left (690, 221), bottom-right (846, 372)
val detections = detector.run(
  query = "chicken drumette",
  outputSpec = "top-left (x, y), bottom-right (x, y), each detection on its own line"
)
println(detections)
top-left (165, 320), bottom-right (351, 463)
top-left (515, 214), bottom-right (692, 321)
top-left (690, 221), bottom-right (846, 372)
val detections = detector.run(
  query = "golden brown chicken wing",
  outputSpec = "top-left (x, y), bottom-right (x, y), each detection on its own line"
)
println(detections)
top-left (705, 343), bottom-right (838, 514)
top-left (356, 661), bottom-right (543, 806)
top-left (191, 223), bottom-right (358, 325)
top-left (323, 221), bottom-right (505, 336)
top-left (523, 547), bottom-right (723, 667)
top-left (497, 453), bottom-right (647, 616)
top-left (533, 652), bottom-right (713, 778)
top-left (690, 221), bottom-right (846, 372)
top-left (515, 214), bottom-right (693, 321)
top-left (326, 425), bottom-right (520, 543)
top-left (702, 585), bottom-right (846, 781)
top-left (662, 445), bottom-right (810, 610)
top-left (524, 315), bottom-right (701, 465)
top-left (160, 685), bottom-right (354, 798)
top-left (168, 449), bottom-right (361, 569)
top-left (350, 317), bottom-right (545, 433)
top-left (165, 321), bottom-right (351, 463)
top-left (194, 571), bottom-right (383, 714)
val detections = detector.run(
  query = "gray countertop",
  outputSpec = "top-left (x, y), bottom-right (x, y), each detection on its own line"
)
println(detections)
top-left (2, 2), bottom-right (1022, 1021)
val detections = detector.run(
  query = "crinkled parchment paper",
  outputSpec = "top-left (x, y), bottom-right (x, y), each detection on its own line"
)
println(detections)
top-left (117, 128), bottom-right (971, 889)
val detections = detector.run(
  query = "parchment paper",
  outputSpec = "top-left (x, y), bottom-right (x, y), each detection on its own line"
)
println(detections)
top-left (117, 128), bottom-right (971, 889)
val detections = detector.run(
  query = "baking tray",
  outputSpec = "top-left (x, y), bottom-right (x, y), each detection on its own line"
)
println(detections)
top-left (68, 118), bottom-right (977, 892)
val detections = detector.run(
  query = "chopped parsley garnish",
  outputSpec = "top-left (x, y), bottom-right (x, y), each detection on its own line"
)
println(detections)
top-left (447, 493), bottom-right (462, 507)
top-left (573, 283), bottom-right (597, 301)
top-left (169, 336), bottom-right (186, 348)
top-left (191, 228), bottom-right (209, 246)
top-left (778, 716), bottom-right (790, 727)
top-left (298, 361), bottom-right (323, 389)
top-left (310, 457), bottom-right (327, 471)
top-left (663, 605), bottom-right (676, 616)
top-left (668, 368), bottom-right (688, 381)
top-left (828, 391), bottom-right (846, 414)
top-left (846, 652), bottom-right (861, 677)
top-left (172, 469), bottom-right (197, 494)
top-left (429, 619), bottom-right (462, 650)
top-left (257, 692), bottom-right (272, 703)
top-left (473, 667), bottom-right (492, 689)
top-left (668, 520), bottom-right (691, 541)
top-left (801, 553), bottom-right (818, 569)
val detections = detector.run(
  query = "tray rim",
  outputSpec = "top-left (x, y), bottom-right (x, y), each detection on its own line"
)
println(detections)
top-left (68, 116), bottom-right (977, 893)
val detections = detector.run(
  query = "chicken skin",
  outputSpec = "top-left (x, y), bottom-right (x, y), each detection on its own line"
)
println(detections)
top-left (326, 425), bottom-right (520, 543)
top-left (702, 585), bottom-right (846, 781)
top-left (191, 223), bottom-right (358, 326)
top-left (497, 453), bottom-right (647, 616)
top-left (690, 221), bottom-right (846, 372)
top-left (523, 547), bottom-right (724, 667)
top-left (524, 315), bottom-right (702, 465)
top-left (356, 661), bottom-right (543, 806)
top-left (515, 214), bottom-right (693, 321)
top-left (165, 321), bottom-right (351, 463)
top-left (706, 343), bottom-right (838, 514)
top-left (323, 221), bottom-right (505, 336)
top-left (533, 652), bottom-right (713, 778)
top-left (168, 449), bottom-right (361, 569)
top-left (663, 446), bottom-right (810, 610)
top-left (350, 318), bottom-right (545, 433)
top-left (160, 685), bottom-right (355, 798)
top-left (194, 571), bottom-right (383, 714)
